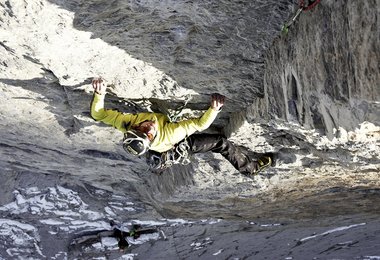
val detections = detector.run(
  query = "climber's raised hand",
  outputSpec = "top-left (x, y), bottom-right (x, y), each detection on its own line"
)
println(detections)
top-left (211, 93), bottom-right (225, 111)
top-left (92, 77), bottom-right (107, 95)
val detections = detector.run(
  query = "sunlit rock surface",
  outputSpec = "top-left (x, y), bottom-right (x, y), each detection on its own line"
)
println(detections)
top-left (0, 0), bottom-right (379, 259)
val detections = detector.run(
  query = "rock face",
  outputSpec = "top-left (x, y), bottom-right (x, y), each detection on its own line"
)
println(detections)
top-left (46, 0), bottom-right (296, 107)
top-left (0, 0), bottom-right (379, 259)
top-left (264, 0), bottom-right (380, 138)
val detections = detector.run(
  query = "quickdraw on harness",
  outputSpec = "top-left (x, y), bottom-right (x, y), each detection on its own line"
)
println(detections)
top-left (147, 139), bottom-right (191, 170)
top-left (282, 0), bottom-right (322, 34)
top-left (145, 96), bottom-right (193, 170)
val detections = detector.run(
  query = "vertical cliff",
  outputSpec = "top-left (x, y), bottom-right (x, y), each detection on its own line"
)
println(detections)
top-left (0, 0), bottom-right (379, 259)
top-left (264, 1), bottom-right (379, 138)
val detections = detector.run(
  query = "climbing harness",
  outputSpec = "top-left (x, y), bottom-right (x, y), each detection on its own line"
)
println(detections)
top-left (282, 0), bottom-right (322, 34)
top-left (147, 139), bottom-right (191, 170)
top-left (162, 139), bottom-right (191, 168)
top-left (144, 95), bottom-right (193, 171)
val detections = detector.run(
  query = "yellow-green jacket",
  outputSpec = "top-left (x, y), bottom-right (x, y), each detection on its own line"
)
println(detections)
top-left (91, 93), bottom-right (220, 153)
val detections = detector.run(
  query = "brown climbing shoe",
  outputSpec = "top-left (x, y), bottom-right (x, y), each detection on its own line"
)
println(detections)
top-left (256, 155), bottom-right (272, 173)
top-left (245, 154), bottom-right (273, 176)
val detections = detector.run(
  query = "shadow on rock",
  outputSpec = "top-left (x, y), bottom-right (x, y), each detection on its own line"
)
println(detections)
top-left (45, 0), bottom-right (297, 107)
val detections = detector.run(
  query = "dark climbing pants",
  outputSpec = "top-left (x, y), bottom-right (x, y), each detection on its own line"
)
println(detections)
top-left (186, 134), bottom-right (259, 175)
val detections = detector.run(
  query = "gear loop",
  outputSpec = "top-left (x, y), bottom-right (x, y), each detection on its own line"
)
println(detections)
top-left (146, 139), bottom-right (191, 171)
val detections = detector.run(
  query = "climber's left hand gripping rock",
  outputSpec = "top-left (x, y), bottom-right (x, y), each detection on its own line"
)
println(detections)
top-left (211, 93), bottom-right (225, 111)
top-left (92, 77), bottom-right (107, 95)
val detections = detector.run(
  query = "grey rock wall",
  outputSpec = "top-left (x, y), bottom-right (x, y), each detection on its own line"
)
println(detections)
top-left (0, 0), bottom-right (379, 258)
top-left (47, 0), bottom-right (296, 112)
top-left (263, 0), bottom-right (380, 138)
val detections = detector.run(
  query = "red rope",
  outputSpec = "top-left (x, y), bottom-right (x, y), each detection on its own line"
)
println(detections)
top-left (299, 0), bottom-right (321, 11)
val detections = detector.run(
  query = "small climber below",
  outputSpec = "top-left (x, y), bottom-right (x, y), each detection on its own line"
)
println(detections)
top-left (90, 77), bottom-right (273, 176)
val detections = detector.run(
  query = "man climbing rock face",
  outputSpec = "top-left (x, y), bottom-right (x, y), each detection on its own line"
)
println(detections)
top-left (90, 78), bottom-right (272, 176)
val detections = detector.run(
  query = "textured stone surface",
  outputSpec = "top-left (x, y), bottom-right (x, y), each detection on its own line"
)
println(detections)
top-left (264, 0), bottom-right (380, 138)
top-left (47, 0), bottom-right (296, 107)
top-left (0, 0), bottom-right (379, 258)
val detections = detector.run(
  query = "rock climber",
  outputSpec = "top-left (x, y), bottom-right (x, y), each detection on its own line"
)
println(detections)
top-left (90, 77), bottom-right (272, 176)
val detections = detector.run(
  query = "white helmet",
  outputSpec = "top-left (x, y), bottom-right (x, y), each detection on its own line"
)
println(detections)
top-left (122, 129), bottom-right (151, 156)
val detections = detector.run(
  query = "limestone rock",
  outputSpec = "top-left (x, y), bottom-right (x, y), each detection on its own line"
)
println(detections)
top-left (264, 1), bottom-right (380, 138)
top-left (0, 0), bottom-right (379, 258)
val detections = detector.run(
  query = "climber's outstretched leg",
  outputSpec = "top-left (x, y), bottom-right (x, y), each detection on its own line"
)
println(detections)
top-left (187, 134), bottom-right (272, 176)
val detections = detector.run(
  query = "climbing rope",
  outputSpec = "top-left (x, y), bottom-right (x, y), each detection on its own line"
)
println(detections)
top-left (282, 0), bottom-right (322, 34)
top-left (167, 94), bottom-right (192, 122)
